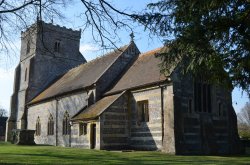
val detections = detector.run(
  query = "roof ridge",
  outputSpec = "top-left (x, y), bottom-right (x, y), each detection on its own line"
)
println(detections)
top-left (65, 44), bottom-right (129, 73)
top-left (93, 44), bottom-right (130, 83)
top-left (139, 47), bottom-right (163, 58)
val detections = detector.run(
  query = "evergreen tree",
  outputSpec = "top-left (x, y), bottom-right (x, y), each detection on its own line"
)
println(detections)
top-left (133, 0), bottom-right (250, 94)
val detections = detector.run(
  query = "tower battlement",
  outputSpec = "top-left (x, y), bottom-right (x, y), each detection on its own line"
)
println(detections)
top-left (21, 21), bottom-right (81, 39)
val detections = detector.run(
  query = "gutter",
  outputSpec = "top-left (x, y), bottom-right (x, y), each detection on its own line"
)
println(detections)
top-left (104, 79), bottom-right (170, 96)
top-left (27, 84), bottom-right (96, 106)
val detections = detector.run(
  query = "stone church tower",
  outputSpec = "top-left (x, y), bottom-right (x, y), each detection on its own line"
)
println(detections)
top-left (6, 21), bottom-right (86, 141)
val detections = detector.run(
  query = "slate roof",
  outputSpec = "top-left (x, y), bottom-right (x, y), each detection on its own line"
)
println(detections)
top-left (72, 92), bottom-right (124, 121)
top-left (106, 47), bottom-right (167, 95)
top-left (30, 45), bottom-right (129, 104)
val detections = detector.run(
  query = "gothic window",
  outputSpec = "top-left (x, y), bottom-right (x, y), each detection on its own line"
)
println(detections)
top-left (26, 40), bottom-right (30, 54)
top-left (79, 123), bottom-right (87, 136)
top-left (24, 68), bottom-right (28, 82)
top-left (63, 111), bottom-right (70, 135)
top-left (47, 114), bottom-right (54, 135)
top-left (137, 100), bottom-right (149, 123)
top-left (36, 117), bottom-right (41, 136)
top-left (194, 83), bottom-right (211, 113)
top-left (54, 41), bottom-right (60, 52)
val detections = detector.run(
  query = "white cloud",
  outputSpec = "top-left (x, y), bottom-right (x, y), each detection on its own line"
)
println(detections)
top-left (80, 44), bottom-right (99, 54)
top-left (79, 44), bottom-right (100, 61)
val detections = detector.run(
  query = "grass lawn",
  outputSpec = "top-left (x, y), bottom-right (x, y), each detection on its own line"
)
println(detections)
top-left (0, 142), bottom-right (249, 165)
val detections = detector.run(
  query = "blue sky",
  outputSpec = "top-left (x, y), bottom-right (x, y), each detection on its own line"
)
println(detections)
top-left (0, 0), bottom-right (249, 114)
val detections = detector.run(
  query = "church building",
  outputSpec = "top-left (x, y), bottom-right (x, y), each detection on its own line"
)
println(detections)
top-left (6, 21), bottom-right (241, 155)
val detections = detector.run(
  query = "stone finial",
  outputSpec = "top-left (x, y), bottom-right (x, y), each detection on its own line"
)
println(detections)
top-left (130, 32), bottom-right (134, 42)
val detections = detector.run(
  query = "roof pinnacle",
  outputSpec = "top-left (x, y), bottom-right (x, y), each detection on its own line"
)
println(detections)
top-left (130, 32), bottom-right (134, 42)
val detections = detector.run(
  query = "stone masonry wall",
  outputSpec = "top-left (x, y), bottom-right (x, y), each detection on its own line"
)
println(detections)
top-left (129, 87), bottom-right (163, 150)
top-left (171, 69), bottom-right (241, 155)
top-left (100, 94), bottom-right (129, 150)
top-left (27, 91), bottom-right (88, 146)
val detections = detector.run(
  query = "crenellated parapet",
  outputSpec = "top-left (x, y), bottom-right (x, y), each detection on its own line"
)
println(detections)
top-left (21, 21), bottom-right (81, 39)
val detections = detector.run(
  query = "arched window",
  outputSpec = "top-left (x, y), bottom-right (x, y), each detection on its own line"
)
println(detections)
top-left (54, 41), bottom-right (60, 52)
top-left (26, 40), bottom-right (30, 54)
top-left (63, 111), bottom-right (70, 135)
top-left (36, 116), bottom-right (41, 136)
top-left (47, 114), bottom-right (54, 135)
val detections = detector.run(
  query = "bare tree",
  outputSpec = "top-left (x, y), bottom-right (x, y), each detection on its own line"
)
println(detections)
top-left (0, 0), bottom-right (143, 61)
top-left (238, 102), bottom-right (250, 139)
top-left (0, 108), bottom-right (7, 117)
top-left (78, 0), bottom-right (138, 48)
top-left (0, 0), bottom-right (66, 58)
top-left (4, 1), bottom-right (168, 54)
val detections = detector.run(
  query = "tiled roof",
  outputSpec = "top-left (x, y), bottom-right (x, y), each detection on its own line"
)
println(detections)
top-left (72, 92), bottom-right (124, 121)
top-left (106, 47), bottom-right (167, 95)
top-left (30, 45), bottom-right (129, 104)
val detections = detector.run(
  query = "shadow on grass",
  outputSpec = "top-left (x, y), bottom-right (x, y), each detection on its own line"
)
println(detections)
top-left (0, 143), bottom-right (249, 164)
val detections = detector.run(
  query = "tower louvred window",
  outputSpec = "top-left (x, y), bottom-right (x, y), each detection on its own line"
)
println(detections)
top-left (54, 41), bottom-right (60, 52)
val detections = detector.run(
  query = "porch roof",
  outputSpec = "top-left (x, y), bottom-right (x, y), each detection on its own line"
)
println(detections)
top-left (72, 92), bottom-right (125, 121)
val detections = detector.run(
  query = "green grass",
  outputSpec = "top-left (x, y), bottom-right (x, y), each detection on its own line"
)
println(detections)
top-left (0, 142), bottom-right (249, 165)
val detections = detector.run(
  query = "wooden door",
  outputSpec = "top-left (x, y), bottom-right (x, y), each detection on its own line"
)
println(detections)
top-left (90, 124), bottom-right (96, 149)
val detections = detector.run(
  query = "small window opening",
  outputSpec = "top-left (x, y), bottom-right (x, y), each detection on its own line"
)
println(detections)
top-left (26, 40), bottom-right (30, 54)
top-left (54, 41), bottom-right (60, 52)
top-left (137, 100), bottom-right (149, 123)
top-left (79, 123), bottom-right (87, 136)
top-left (24, 68), bottom-right (28, 81)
